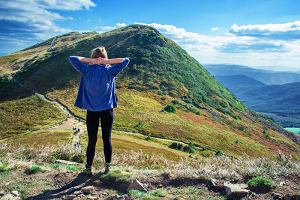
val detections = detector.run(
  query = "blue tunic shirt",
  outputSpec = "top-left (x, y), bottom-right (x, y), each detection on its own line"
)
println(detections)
top-left (68, 56), bottom-right (130, 111)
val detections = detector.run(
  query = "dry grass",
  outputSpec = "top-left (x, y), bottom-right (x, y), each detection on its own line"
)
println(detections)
top-left (1, 143), bottom-right (299, 181)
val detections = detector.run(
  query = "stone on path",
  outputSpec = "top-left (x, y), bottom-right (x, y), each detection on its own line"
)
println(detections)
top-left (224, 182), bottom-right (249, 198)
top-left (0, 194), bottom-right (21, 200)
top-left (55, 159), bottom-right (81, 166)
top-left (127, 179), bottom-right (147, 192)
top-left (81, 186), bottom-right (95, 195)
top-left (64, 194), bottom-right (76, 200)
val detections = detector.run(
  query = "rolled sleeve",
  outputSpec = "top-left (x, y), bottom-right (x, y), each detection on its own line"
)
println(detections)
top-left (68, 56), bottom-right (89, 75)
top-left (108, 58), bottom-right (130, 77)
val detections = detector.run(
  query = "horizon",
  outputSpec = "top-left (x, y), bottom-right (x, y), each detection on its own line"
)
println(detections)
top-left (1, 0), bottom-right (300, 71)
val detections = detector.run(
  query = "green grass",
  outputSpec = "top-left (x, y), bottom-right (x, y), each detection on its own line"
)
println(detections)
top-left (0, 162), bottom-right (9, 172)
top-left (247, 176), bottom-right (273, 189)
top-left (173, 186), bottom-right (204, 200)
top-left (128, 188), bottom-right (167, 199)
top-left (0, 95), bottom-right (65, 139)
top-left (49, 164), bottom-right (82, 171)
top-left (1, 24), bottom-right (299, 160)
top-left (50, 88), bottom-right (300, 159)
top-left (100, 169), bottom-right (132, 183)
top-left (25, 164), bottom-right (45, 175)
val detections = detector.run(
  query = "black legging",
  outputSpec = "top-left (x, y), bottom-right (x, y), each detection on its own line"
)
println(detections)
top-left (86, 109), bottom-right (114, 167)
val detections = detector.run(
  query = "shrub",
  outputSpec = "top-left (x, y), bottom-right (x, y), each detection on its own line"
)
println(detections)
top-left (163, 105), bottom-right (176, 113)
top-left (169, 142), bottom-right (183, 151)
top-left (215, 150), bottom-right (224, 156)
top-left (247, 176), bottom-right (273, 192)
top-left (0, 162), bottom-right (9, 172)
top-left (169, 142), bottom-right (196, 154)
top-left (183, 142), bottom-right (196, 153)
top-left (25, 164), bottom-right (44, 175)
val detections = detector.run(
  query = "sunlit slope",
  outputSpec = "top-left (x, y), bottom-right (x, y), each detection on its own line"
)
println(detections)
top-left (0, 25), bottom-right (299, 158)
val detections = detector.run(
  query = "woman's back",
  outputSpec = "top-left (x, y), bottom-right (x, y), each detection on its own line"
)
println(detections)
top-left (68, 56), bottom-right (130, 111)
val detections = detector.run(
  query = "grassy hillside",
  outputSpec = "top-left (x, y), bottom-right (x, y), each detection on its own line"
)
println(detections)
top-left (0, 95), bottom-right (66, 139)
top-left (0, 25), bottom-right (299, 159)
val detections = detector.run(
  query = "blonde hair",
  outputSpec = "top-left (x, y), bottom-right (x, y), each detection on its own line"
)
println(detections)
top-left (91, 46), bottom-right (108, 59)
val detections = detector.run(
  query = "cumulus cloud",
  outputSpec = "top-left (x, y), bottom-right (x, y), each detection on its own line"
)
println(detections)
top-left (218, 42), bottom-right (287, 53)
top-left (95, 22), bottom-right (127, 33)
top-left (0, 0), bottom-right (96, 52)
top-left (211, 27), bottom-right (219, 32)
top-left (230, 21), bottom-right (300, 40)
top-left (134, 22), bottom-right (300, 70)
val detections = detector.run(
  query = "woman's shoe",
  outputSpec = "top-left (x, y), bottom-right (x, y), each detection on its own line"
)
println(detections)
top-left (104, 163), bottom-right (111, 174)
top-left (83, 165), bottom-right (92, 176)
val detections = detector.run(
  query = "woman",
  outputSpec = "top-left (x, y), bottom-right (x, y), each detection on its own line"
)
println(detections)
top-left (68, 46), bottom-right (130, 175)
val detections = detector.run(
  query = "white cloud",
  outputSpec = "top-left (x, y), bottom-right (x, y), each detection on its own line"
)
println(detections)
top-left (211, 27), bottom-right (219, 32)
top-left (95, 22), bottom-right (127, 33)
top-left (134, 22), bottom-right (300, 71)
top-left (0, 0), bottom-right (96, 44)
top-left (230, 21), bottom-right (300, 40)
top-left (37, 0), bottom-right (96, 10)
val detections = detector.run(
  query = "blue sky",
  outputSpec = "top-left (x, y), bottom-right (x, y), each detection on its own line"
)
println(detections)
top-left (1, 0), bottom-right (300, 71)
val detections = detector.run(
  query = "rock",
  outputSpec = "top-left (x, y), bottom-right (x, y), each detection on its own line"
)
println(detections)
top-left (272, 192), bottom-right (283, 200)
top-left (280, 181), bottom-right (285, 186)
top-left (210, 179), bottom-right (225, 192)
top-left (284, 194), bottom-right (292, 200)
top-left (67, 187), bottom-right (76, 193)
top-left (10, 191), bottom-right (18, 197)
top-left (73, 190), bottom-right (82, 195)
top-left (0, 191), bottom-right (5, 196)
top-left (81, 186), bottom-right (95, 194)
top-left (55, 159), bottom-right (80, 165)
top-left (114, 194), bottom-right (126, 200)
top-left (86, 195), bottom-right (98, 200)
top-left (224, 182), bottom-right (249, 198)
top-left (127, 179), bottom-right (147, 192)
top-left (100, 191), bottom-right (108, 195)
top-left (0, 194), bottom-right (21, 200)
top-left (65, 194), bottom-right (76, 200)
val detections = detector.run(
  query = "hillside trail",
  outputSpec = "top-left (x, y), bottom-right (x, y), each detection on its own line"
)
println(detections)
top-left (12, 76), bottom-right (218, 153)
top-left (36, 91), bottom-right (219, 153)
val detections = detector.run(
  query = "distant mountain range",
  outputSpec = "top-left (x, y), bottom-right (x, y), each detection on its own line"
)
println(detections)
top-left (206, 64), bottom-right (300, 85)
top-left (205, 64), bottom-right (300, 127)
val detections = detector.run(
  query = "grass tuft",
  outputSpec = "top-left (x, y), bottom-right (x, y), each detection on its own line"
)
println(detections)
top-left (25, 164), bottom-right (45, 175)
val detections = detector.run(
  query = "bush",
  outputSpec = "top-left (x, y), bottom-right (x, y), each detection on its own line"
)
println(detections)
top-left (163, 105), bottom-right (176, 113)
top-left (0, 162), bottom-right (9, 172)
top-left (247, 176), bottom-right (273, 193)
top-left (25, 164), bottom-right (44, 175)
top-left (169, 142), bottom-right (196, 154)
top-left (215, 150), bottom-right (224, 156)
top-left (169, 142), bottom-right (183, 151)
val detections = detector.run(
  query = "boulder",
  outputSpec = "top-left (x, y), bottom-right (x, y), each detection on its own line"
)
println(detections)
top-left (0, 194), bottom-right (21, 200)
top-left (272, 192), bottom-right (283, 200)
top-left (224, 182), bottom-right (249, 198)
top-left (55, 160), bottom-right (80, 165)
top-left (65, 194), bottom-right (76, 200)
top-left (81, 186), bottom-right (95, 194)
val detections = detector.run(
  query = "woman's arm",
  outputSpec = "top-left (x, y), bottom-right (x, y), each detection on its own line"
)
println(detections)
top-left (99, 58), bottom-right (126, 65)
top-left (77, 56), bottom-right (126, 65)
top-left (76, 56), bottom-right (99, 65)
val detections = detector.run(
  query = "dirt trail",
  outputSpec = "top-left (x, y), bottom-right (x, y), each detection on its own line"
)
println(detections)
top-left (13, 76), bottom-right (218, 154)
top-left (35, 93), bottom-right (85, 150)
top-left (35, 92), bottom-right (219, 154)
